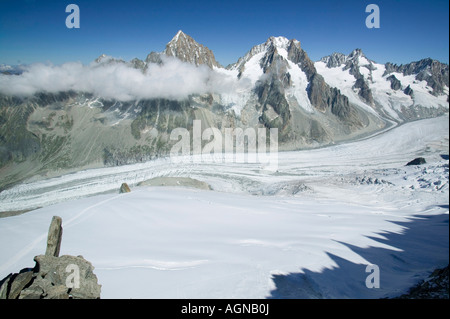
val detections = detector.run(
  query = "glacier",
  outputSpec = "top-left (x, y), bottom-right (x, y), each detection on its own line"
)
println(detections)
top-left (0, 115), bottom-right (448, 298)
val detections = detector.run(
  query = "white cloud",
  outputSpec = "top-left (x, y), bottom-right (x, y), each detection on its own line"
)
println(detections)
top-left (0, 56), bottom-right (249, 101)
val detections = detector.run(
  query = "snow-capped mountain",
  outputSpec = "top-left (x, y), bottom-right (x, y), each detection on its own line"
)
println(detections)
top-left (316, 49), bottom-right (449, 121)
top-left (222, 36), bottom-right (383, 146)
top-left (0, 31), bottom-right (448, 191)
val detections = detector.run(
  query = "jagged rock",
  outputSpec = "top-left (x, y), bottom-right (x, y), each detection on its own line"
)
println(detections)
top-left (45, 215), bottom-right (63, 257)
top-left (406, 157), bottom-right (426, 166)
top-left (404, 85), bottom-right (414, 97)
top-left (0, 274), bottom-right (12, 299)
top-left (387, 74), bottom-right (402, 90)
top-left (320, 52), bottom-right (347, 68)
top-left (8, 270), bottom-right (34, 299)
top-left (18, 278), bottom-right (46, 299)
top-left (164, 30), bottom-right (222, 68)
top-left (3, 254), bottom-right (102, 299)
top-left (33, 254), bottom-right (101, 299)
top-left (44, 285), bottom-right (70, 299)
top-left (384, 58), bottom-right (449, 96)
top-left (129, 58), bottom-right (145, 70)
top-left (94, 54), bottom-right (125, 65)
top-left (145, 51), bottom-right (163, 65)
top-left (120, 182), bottom-right (131, 193)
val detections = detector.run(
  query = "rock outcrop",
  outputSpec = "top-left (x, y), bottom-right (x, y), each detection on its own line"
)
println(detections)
top-left (386, 74), bottom-right (402, 90)
top-left (406, 157), bottom-right (427, 166)
top-left (394, 265), bottom-right (449, 299)
top-left (0, 216), bottom-right (101, 299)
top-left (45, 215), bottom-right (63, 257)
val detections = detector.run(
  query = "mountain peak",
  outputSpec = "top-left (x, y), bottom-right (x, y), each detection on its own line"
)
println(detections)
top-left (349, 48), bottom-right (364, 57)
top-left (320, 52), bottom-right (347, 68)
top-left (164, 31), bottom-right (222, 68)
top-left (171, 30), bottom-right (187, 43)
top-left (95, 54), bottom-right (108, 63)
top-left (266, 36), bottom-right (290, 49)
top-left (94, 54), bottom-right (125, 65)
top-left (320, 49), bottom-right (373, 69)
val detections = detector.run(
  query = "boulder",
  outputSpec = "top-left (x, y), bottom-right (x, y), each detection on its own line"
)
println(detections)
top-left (406, 157), bottom-right (427, 166)
top-left (120, 182), bottom-right (131, 193)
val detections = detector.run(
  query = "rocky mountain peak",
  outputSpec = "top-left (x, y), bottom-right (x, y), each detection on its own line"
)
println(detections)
top-left (94, 54), bottom-right (108, 63)
top-left (320, 49), bottom-right (374, 70)
top-left (163, 30), bottom-right (222, 69)
top-left (384, 58), bottom-right (449, 95)
top-left (94, 54), bottom-right (125, 65)
top-left (348, 48), bottom-right (364, 59)
top-left (320, 52), bottom-right (347, 68)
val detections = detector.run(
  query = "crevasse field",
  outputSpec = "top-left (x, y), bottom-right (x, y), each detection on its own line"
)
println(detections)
top-left (0, 115), bottom-right (448, 299)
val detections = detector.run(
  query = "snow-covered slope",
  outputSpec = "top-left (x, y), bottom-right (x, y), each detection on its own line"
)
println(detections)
top-left (0, 115), bottom-right (448, 299)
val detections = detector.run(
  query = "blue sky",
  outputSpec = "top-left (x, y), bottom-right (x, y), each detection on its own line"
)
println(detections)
top-left (0, 0), bottom-right (448, 66)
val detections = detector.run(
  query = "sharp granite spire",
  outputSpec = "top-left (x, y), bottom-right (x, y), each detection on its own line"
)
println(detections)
top-left (163, 30), bottom-right (222, 69)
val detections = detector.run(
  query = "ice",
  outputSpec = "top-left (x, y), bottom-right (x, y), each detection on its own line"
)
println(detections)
top-left (286, 59), bottom-right (314, 113)
top-left (240, 51), bottom-right (266, 85)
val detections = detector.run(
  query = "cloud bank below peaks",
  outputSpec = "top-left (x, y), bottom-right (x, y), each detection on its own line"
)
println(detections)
top-left (0, 56), bottom-right (249, 101)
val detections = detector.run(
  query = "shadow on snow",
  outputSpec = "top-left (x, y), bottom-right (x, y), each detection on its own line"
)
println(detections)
top-left (268, 207), bottom-right (449, 299)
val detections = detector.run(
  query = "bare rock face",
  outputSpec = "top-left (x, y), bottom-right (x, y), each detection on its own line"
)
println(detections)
top-left (0, 216), bottom-right (101, 299)
top-left (164, 30), bottom-right (222, 69)
top-left (406, 157), bottom-right (427, 166)
top-left (404, 85), bottom-right (414, 97)
top-left (387, 74), bottom-right (402, 91)
top-left (320, 52), bottom-right (347, 68)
